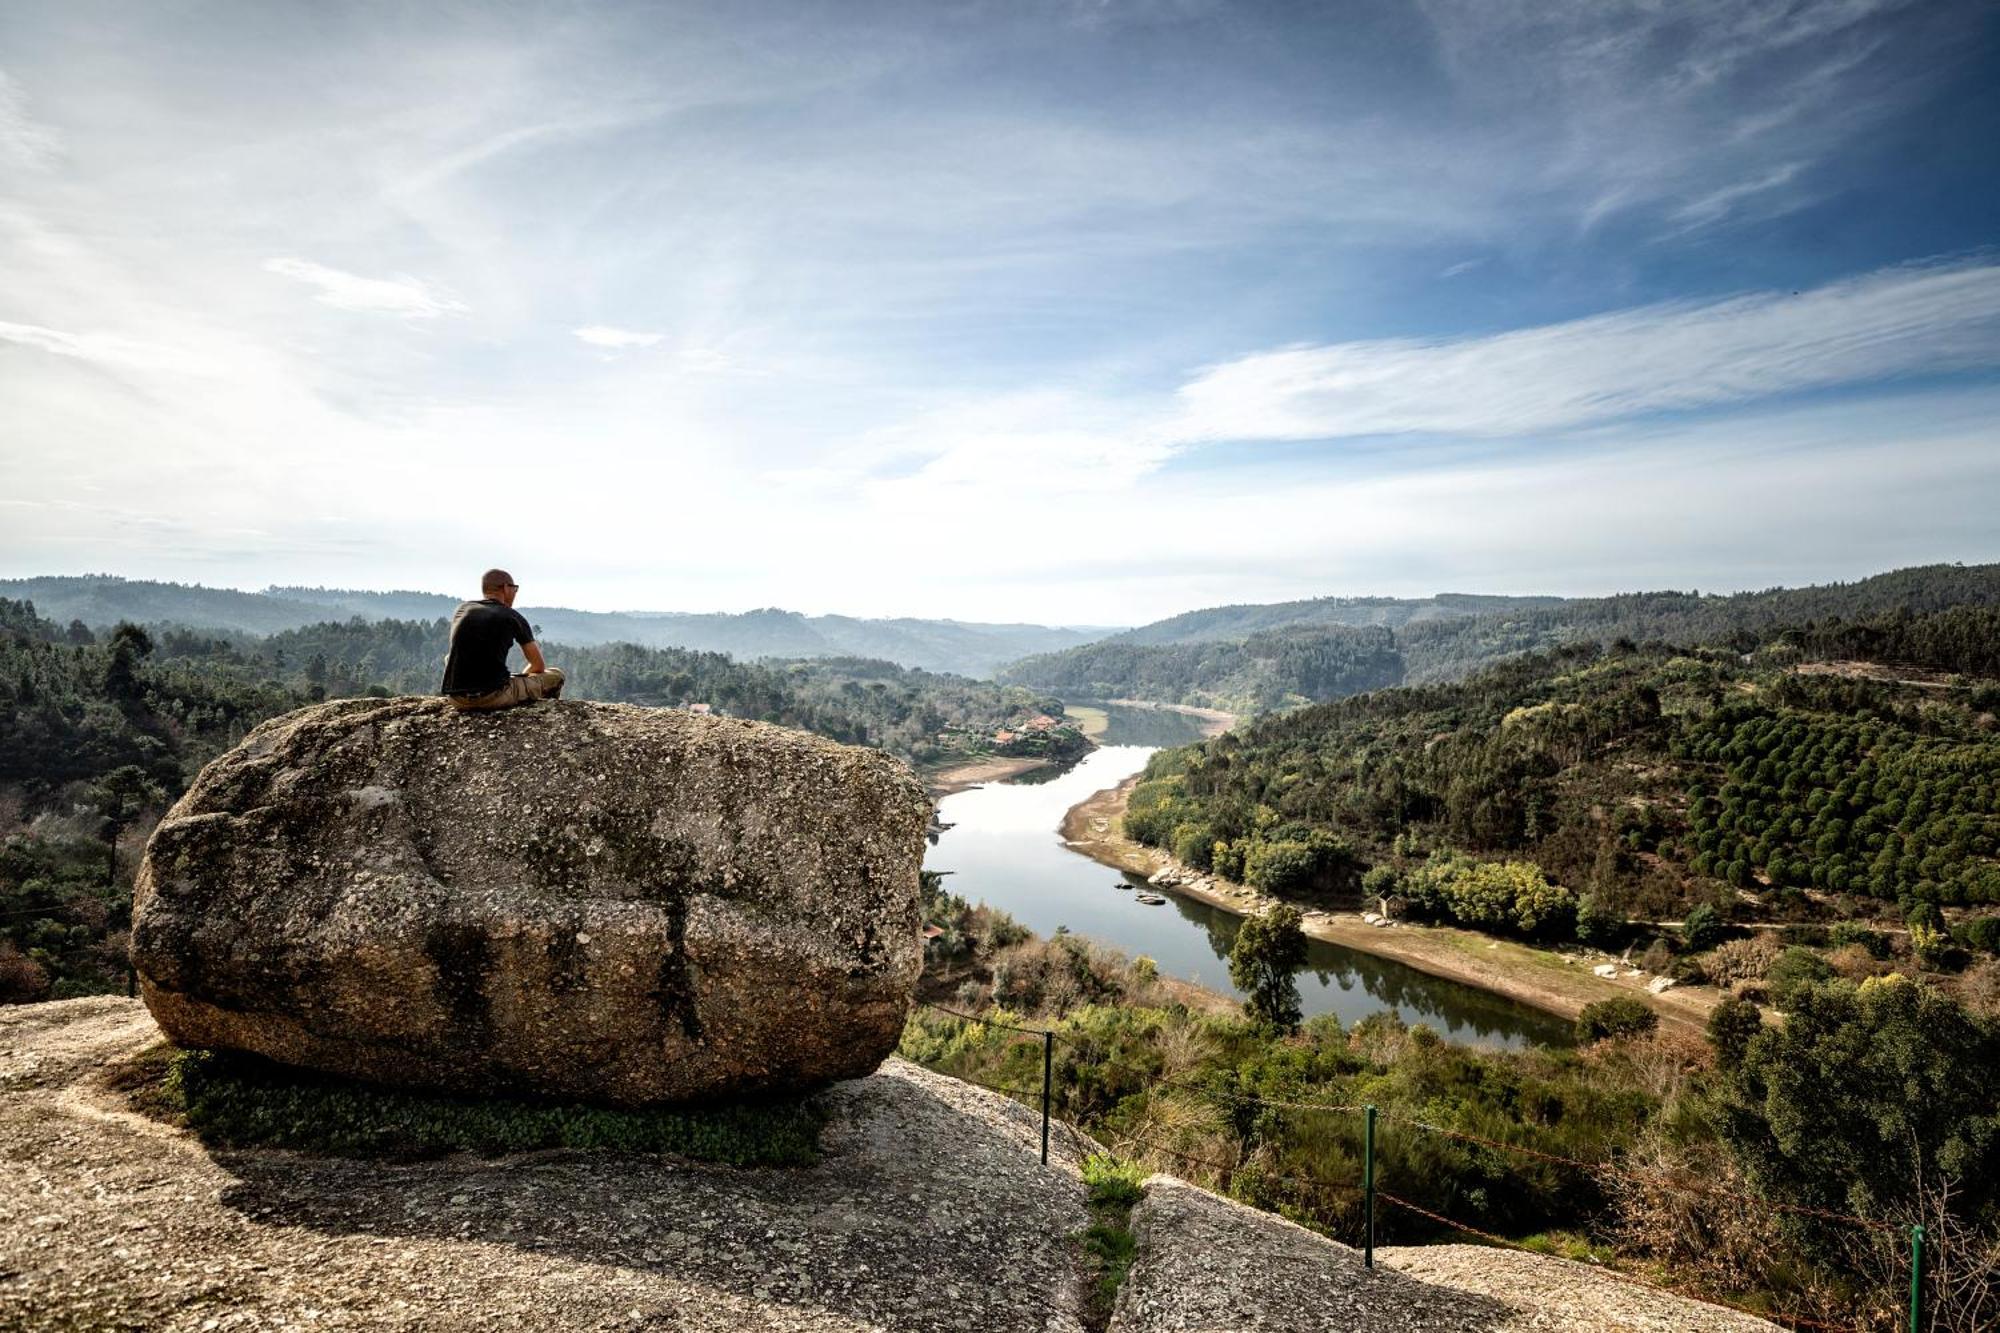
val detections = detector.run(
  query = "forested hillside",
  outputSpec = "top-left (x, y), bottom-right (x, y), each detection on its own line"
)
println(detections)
top-left (997, 624), bottom-right (1403, 712)
top-left (0, 598), bottom-right (1077, 1002)
top-left (1002, 563), bottom-right (2000, 710)
top-left (1123, 604), bottom-right (2000, 939)
top-left (1398, 562), bottom-right (2000, 683)
top-left (0, 576), bottom-right (1102, 678)
top-left (1108, 592), bottom-right (1566, 646)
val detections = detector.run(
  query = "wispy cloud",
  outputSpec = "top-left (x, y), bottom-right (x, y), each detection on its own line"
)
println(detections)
top-left (263, 258), bottom-right (467, 318)
top-left (0, 319), bottom-right (213, 375)
top-left (1670, 162), bottom-right (1807, 231)
top-left (0, 71), bottom-right (62, 170)
top-left (1171, 260), bottom-right (2000, 442)
top-left (573, 325), bottom-right (663, 349)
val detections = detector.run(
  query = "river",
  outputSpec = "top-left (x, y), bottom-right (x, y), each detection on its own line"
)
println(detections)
top-left (925, 703), bottom-right (1573, 1049)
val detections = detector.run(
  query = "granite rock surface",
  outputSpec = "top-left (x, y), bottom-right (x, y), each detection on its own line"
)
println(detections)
top-left (130, 697), bottom-right (931, 1104)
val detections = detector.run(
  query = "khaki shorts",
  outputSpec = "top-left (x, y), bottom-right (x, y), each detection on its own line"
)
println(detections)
top-left (448, 667), bottom-right (565, 712)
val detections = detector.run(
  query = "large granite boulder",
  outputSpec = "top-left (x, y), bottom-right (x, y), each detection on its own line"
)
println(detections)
top-left (130, 697), bottom-right (932, 1106)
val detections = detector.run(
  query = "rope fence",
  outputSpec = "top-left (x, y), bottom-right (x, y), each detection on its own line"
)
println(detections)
top-left (906, 1000), bottom-right (1925, 1333)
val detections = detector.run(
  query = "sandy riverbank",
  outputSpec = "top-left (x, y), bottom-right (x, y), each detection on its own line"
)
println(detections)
top-left (921, 754), bottom-right (1061, 797)
top-left (1060, 774), bottom-right (1725, 1034)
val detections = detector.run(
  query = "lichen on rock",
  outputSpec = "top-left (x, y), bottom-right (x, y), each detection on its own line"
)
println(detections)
top-left (130, 696), bottom-right (932, 1106)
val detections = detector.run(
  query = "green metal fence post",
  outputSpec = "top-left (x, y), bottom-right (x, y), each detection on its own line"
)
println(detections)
top-left (1040, 1030), bottom-right (1053, 1166)
top-left (1909, 1224), bottom-right (1924, 1333)
top-left (1364, 1103), bottom-right (1377, 1270)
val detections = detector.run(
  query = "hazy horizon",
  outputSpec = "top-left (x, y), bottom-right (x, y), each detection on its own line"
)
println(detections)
top-left (6, 557), bottom-right (1991, 631)
top-left (5, 1), bottom-right (1999, 622)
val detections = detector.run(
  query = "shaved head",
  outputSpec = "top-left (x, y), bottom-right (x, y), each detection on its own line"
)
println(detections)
top-left (481, 568), bottom-right (515, 594)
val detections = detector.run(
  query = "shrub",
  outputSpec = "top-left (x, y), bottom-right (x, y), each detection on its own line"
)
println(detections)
top-left (1638, 938), bottom-right (1674, 975)
top-left (1827, 922), bottom-right (1890, 960)
top-left (1951, 915), bottom-right (2000, 956)
top-left (1765, 947), bottom-right (1834, 1007)
top-left (1682, 904), bottom-right (1724, 953)
top-left (1707, 935), bottom-right (1783, 986)
top-left (1705, 996), bottom-right (1762, 1071)
top-left (1575, 893), bottom-right (1623, 947)
top-left (0, 941), bottom-right (50, 1003)
top-left (1576, 998), bottom-right (1659, 1043)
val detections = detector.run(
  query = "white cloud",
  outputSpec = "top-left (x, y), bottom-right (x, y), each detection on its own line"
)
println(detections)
top-left (263, 258), bottom-right (467, 318)
top-left (0, 71), bottom-right (62, 170)
top-left (573, 325), bottom-right (664, 349)
top-left (0, 319), bottom-right (215, 375)
top-left (1170, 261), bottom-right (2000, 442)
top-left (1670, 161), bottom-right (1806, 230)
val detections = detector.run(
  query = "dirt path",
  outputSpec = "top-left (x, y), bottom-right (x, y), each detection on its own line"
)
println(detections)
top-left (1061, 777), bottom-right (1725, 1034)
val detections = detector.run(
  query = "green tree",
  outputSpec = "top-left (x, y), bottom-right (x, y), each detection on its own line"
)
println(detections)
top-left (1229, 904), bottom-right (1307, 1032)
top-left (1682, 903), bottom-right (1724, 952)
top-left (87, 765), bottom-right (167, 886)
top-left (1705, 995), bottom-right (1762, 1072)
top-left (1722, 976), bottom-right (2000, 1249)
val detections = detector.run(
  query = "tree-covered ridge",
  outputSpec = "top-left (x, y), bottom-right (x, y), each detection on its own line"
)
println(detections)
top-left (1123, 608), bottom-right (2000, 936)
top-left (1397, 562), bottom-right (2000, 683)
top-left (1107, 591), bottom-right (1566, 646)
top-left (998, 623), bottom-right (1404, 713)
top-left (0, 575), bottom-right (1100, 677)
top-left (1001, 563), bottom-right (2000, 709)
top-left (0, 597), bottom-right (1078, 1002)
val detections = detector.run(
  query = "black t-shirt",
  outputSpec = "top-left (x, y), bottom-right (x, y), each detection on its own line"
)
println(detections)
top-left (440, 599), bottom-right (535, 696)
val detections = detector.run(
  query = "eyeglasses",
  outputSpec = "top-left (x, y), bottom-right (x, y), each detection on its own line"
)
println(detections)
top-left (504, 583), bottom-right (519, 590)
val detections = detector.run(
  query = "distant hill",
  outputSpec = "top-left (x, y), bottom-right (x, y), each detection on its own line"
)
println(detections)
top-left (1112, 592), bottom-right (1568, 646)
top-left (1000, 563), bottom-right (2000, 710)
top-left (0, 576), bottom-right (1105, 678)
top-left (997, 624), bottom-right (1406, 714)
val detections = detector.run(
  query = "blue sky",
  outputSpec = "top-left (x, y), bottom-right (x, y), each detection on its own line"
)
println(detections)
top-left (2, 0), bottom-right (1998, 623)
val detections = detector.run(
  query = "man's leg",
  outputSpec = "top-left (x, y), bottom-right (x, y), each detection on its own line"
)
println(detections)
top-left (449, 677), bottom-right (535, 712)
top-left (524, 666), bottom-right (564, 701)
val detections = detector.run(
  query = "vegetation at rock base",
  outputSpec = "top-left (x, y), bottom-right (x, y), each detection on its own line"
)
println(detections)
top-left (1075, 1154), bottom-right (1145, 1330)
top-left (0, 595), bottom-right (1071, 1001)
top-left (114, 1044), bottom-right (826, 1166)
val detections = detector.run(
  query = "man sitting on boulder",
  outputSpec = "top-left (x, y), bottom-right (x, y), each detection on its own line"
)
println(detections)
top-left (441, 568), bottom-right (565, 711)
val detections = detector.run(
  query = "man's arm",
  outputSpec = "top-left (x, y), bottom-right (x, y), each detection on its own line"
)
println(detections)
top-left (521, 640), bottom-right (548, 675)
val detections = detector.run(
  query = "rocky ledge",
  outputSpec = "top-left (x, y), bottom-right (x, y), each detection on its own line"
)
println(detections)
top-left (0, 1000), bottom-right (1780, 1332)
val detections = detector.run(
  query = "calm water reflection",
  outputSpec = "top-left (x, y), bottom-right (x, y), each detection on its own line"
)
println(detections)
top-left (926, 704), bottom-right (1572, 1049)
